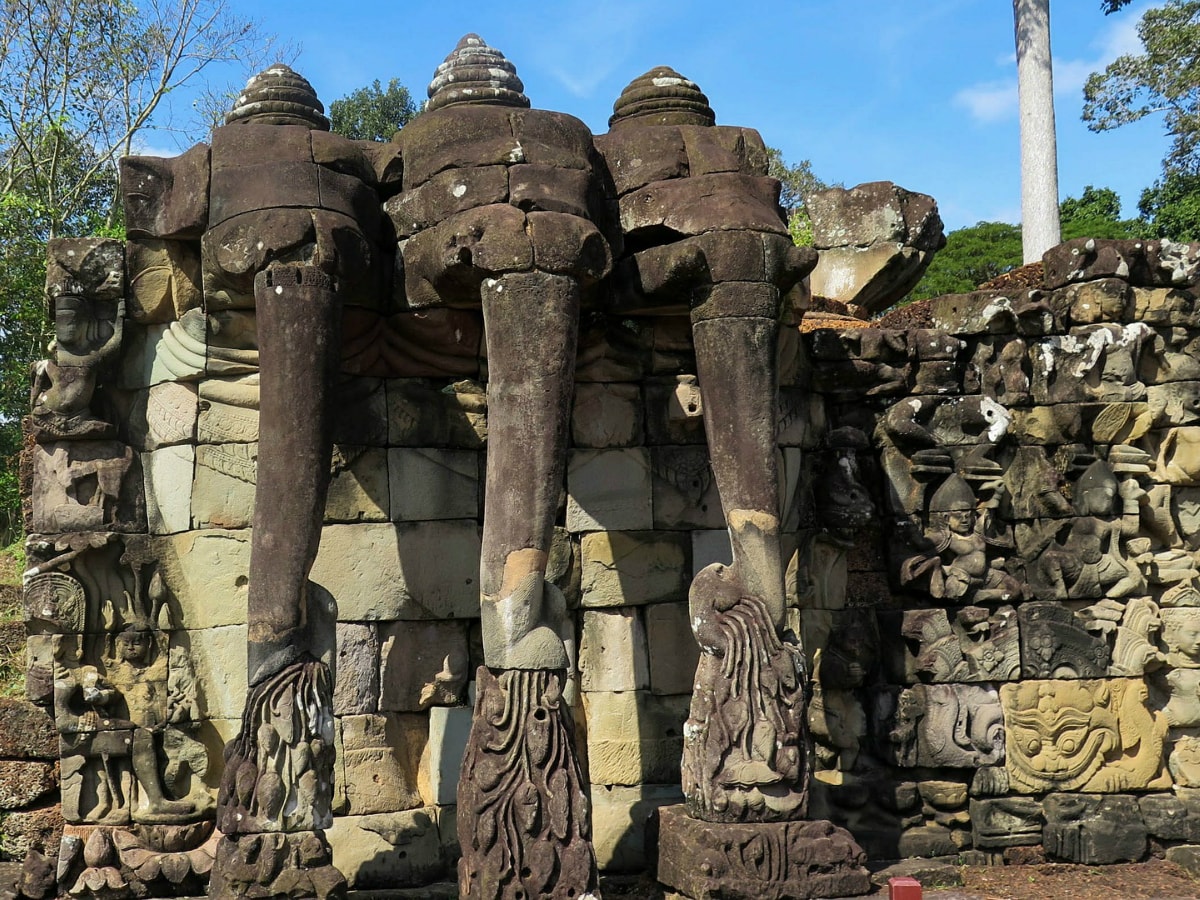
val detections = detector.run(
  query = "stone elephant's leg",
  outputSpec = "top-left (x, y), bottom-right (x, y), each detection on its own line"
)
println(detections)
top-left (458, 271), bottom-right (598, 900)
top-left (477, 271), bottom-right (577, 669)
top-left (680, 293), bottom-right (815, 825)
top-left (246, 263), bottom-right (340, 673)
top-left (691, 299), bottom-right (786, 627)
top-left (211, 264), bottom-right (345, 900)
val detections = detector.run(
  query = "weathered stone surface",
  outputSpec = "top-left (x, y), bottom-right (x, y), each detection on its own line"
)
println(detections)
top-left (1042, 237), bottom-right (1200, 290)
top-left (208, 831), bottom-right (346, 900)
top-left (595, 125), bottom-right (689, 196)
top-left (120, 143), bottom-right (210, 239)
top-left (1042, 793), bottom-right (1147, 864)
top-left (310, 522), bottom-right (481, 621)
top-left (650, 445), bottom-right (724, 529)
top-left (618, 173), bottom-right (786, 240)
top-left (571, 382), bottom-right (643, 448)
top-left (142, 445), bottom-right (194, 534)
top-left (30, 440), bottom-right (145, 534)
top-left (970, 797), bottom-right (1044, 849)
top-left (0, 761), bottom-right (58, 809)
top-left (388, 448), bottom-right (478, 521)
top-left (333, 623), bottom-right (379, 716)
top-left (337, 714), bottom-right (426, 816)
top-left (387, 379), bottom-right (487, 449)
top-left (877, 683), bottom-right (1004, 768)
top-left (808, 182), bottom-right (945, 316)
top-left (125, 237), bottom-right (203, 324)
top-left (590, 783), bottom-right (682, 873)
top-left (1139, 793), bottom-right (1199, 841)
top-left (428, 702), bottom-right (472, 807)
top-left (880, 606), bottom-right (1020, 684)
top-left (458, 666), bottom-right (597, 899)
top-left (580, 531), bottom-right (689, 608)
top-left (645, 601), bottom-right (701, 695)
top-left (566, 448), bottom-right (653, 532)
top-left (124, 380), bottom-right (199, 451)
top-left (0, 700), bottom-right (58, 759)
top-left (191, 442), bottom-right (256, 529)
top-left (579, 609), bottom-right (649, 693)
top-left (582, 690), bottom-right (688, 786)
top-left (379, 621), bottom-right (469, 712)
top-left (154, 528), bottom-right (249, 628)
top-left (656, 804), bottom-right (870, 900)
top-left (196, 379), bottom-right (259, 445)
top-left (326, 446), bottom-right (389, 523)
top-left (384, 164), bottom-right (509, 238)
top-left (0, 801), bottom-right (62, 859)
top-left (170, 625), bottom-right (246, 719)
top-left (326, 808), bottom-right (444, 889)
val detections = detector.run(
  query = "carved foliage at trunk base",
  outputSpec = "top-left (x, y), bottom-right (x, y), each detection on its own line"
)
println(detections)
top-left (457, 666), bottom-right (598, 900)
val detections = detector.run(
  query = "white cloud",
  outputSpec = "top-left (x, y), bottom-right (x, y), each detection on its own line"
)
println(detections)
top-left (521, 0), bottom-right (658, 98)
top-left (954, 80), bottom-right (1018, 123)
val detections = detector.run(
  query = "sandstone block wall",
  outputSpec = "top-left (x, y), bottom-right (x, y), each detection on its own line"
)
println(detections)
top-left (799, 238), bottom-right (1200, 865)
top-left (23, 231), bottom-right (1200, 888)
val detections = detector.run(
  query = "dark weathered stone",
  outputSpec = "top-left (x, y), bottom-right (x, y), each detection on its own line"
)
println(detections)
top-left (477, 272), bottom-right (577, 668)
top-left (680, 124), bottom-right (769, 177)
top-left (120, 143), bottom-right (211, 239)
top-left (0, 762), bottom-right (59, 809)
top-left (682, 586), bottom-right (807, 822)
top-left (1017, 602), bottom-right (1111, 677)
top-left (656, 804), bottom-right (870, 900)
top-left (209, 831), bottom-right (346, 900)
top-left (216, 658), bottom-right (335, 835)
top-left (619, 173), bottom-right (786, 239)
top-left (384, 165), bottom-right (509, 239)
top-left (595, 125), bottom-right (690, 196)
top-left (527, 211), bottom-right (610, 281)
top-left (1042, 794), bottom-right (1146, 864)
top-left (1139, 793), bottom-right (1200, 841)
top-left (609, 67), bottom-right (716, 129)
top-left (970, 797), bottom-right (1044, 849)
top-left (457, 667), bottom-right (597, 900)
top-left (397, 105), bottom-right (525, 191)
top-left (1042, 238), bottom-right (1154, 289)
top-left (0, 700), bottom-right (58, 759)
top-left (402, 205), bottom-right (534, 307)
top-left (426, 34), bottom-right (529, 114)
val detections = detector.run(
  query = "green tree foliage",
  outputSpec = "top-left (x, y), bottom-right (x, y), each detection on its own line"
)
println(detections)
top-left (907, 187), bottom-right (1141, 303)
top-left (908, 221), bottom-right (1024, 302)
top-left (329, 79), bottom-right (418, 142)
top-left (765, 147), bottom-right (831, 246)
top-left (1139, 170), bottom-right (1200, 239)
top-left (1083, 1), bottom-right (1200, 175)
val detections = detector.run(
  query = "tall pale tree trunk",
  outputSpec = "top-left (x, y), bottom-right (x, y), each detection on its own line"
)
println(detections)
top-left (1014, 0), bottom-right (1061, 263)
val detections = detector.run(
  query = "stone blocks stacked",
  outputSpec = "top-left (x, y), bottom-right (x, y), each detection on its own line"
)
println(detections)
top-left (800, 238), bottom-right (1200, 865)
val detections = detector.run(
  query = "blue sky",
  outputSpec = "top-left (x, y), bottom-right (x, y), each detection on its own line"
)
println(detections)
top-left (153, 0), bottom-right (1171, 232)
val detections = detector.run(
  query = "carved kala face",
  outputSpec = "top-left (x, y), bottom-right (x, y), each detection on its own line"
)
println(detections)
top-left (1007, 683), bottom-right (1116, 790)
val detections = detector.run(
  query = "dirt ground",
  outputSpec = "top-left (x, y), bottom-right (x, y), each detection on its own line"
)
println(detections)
top-left (598, 857), bottom-right (1200, 899)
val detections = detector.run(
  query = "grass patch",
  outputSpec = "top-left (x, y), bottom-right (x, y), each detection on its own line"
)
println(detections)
top-left (0, 537), bottom-right (24, 698)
